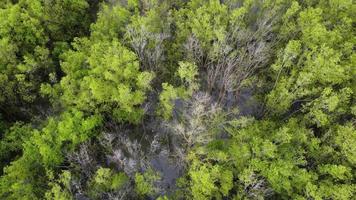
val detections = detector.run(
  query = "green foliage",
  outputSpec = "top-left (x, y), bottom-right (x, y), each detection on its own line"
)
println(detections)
top-left (40, 0), bottom-right (91, 41)
top-left (0, 115), bottom-right (5, 135)
top-left (334, 124), bottom-right (356, 165)
top-left (0, 1), bottom-right (355, 199)
top-left (158, 62), bottom-right (198, 119)
top-left (0, 0), bottom-right (95, 119)
top-left (158, 83), bottom-right (182, 120)
top-left (0, 110), bottom-right (102, 199)
top-left (177, 61), bottom-right (199, 94)
top-left (183, 117), bottom-right (356, 199)
top-left (0, 142), bottom-right (47, 200)
top-left (40, 4), bottom-right (155, 123)
top-left (89, 167), bottom-right (128, 198)
top-left (0, 123), bottom-right (32, 170)
top-left (135, 168), bottom-right (160, 196)
top-left (0, 39), bottom-right (54, 116)
top-left (0, 2), bottom-right (47, 54)
top-left (266, 0), bottom-right (354, 128)
top-left (91, 4), bottom-right (131, 41)
top-left (175, 0), bottom-right (229, 54)
top-left (188, 159), bottom-right (233, 200)
top-left (246, 4), bottom-right (356, 198)
top-left (31, 110), bottom-right (102, 167)
top-left (57, 38), bottom-right (154, 123)
top-left (45, 171), bottom-right (73, 200)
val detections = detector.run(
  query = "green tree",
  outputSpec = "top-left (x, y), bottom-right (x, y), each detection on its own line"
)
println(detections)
top-left (1, 1), bottom-right (355, 199)
top-left (0, 2), bottom-right (50, 118)
top-left (0, 110), bottom-right (102, 199)
top-left (183, 117), bottom-right (355, 199)
top-left (91, 4), bottom-right (131, 41)
top-left (135, 168), bottom-right (160, 197)
top-left (41, 2), bottom-right (155, 123)
top-left (0, 123), bottom-right (33, 171)
top-left (266, 1), bottom-right (354, 128)
top-left (88, 167), bottom-right (128, 199)
top-left (158, 62), bottom-right (198, 119)
top-left (0, 0), bottom-right (97, 120)
top-left (50, 38), bottom-right (154, 123)
top-left (45, 170), bottom-right (73, 200)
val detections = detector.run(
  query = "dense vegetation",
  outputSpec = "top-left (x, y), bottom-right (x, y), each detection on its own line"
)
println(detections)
top-left (0, 0), bottom-right (354, 199)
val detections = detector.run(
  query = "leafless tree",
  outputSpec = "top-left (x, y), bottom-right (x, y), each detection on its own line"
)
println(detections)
top-left (184, 8), bottom-right (279, 105)
top-left (164, 92), bottom-right (223, 149)
top-left (126, 23), bottom-right (169, 72)
top-left (243, 173), bottom-right (275, 199)
top-left (67, 142), bottom-right (96, 179)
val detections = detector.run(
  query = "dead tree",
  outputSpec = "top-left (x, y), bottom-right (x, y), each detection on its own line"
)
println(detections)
top-left (184, 8), bottom-right (279, 105)
top-left (126, 23), bottom-right (169, 73)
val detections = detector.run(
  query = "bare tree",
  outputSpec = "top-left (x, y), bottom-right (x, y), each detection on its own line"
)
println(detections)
top-left (126, 23), bottom-right (169, 72)
top-left (184, 8), bottom-right (279, 105)
top-left (164, 92), bottom-right (223, 149)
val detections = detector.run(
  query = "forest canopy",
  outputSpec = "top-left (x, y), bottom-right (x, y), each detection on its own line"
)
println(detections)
top-left (0, 0), bottom-right (355, 199)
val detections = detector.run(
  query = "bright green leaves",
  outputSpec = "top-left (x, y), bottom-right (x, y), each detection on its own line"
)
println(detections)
top-left (158, 83), bottom-right (185, 120)
top-left (333, 124), bottom-right (356, 165)
top-left (45, 171), bottom-right (73, 200)
top-left (0, 110), bottom-right (102, 199)
top-left (266, 1), bottom-right (354, 129)
top-left (137, 71), bottom-right (156, 89)
top-left (189, 164), bottom-right (217, 200)
top-left (89, 167), bottom-right (128, 198)
top-left (0, 0), bottom-right (94, 120)
top-left (175, 0), bottom-right (229, 58)
top-left (318, 164), bottom-right (352, 181)
top-left (186, 114), bottom-right (356, 199)
top-left (0, 123), bottom-right (32, 170)
top-left (186, 158), bottom-right (233, 200)
top-left (31, 110), bottom-right (102, 168)
top-left (17, 110), bottom-right (101, 169)
top-left (305, 87), bottom-right (352, 127)
top-left (298, 8), bottom-right (328, 46)
top-left (177, 61), bottom-right (199, 94)
top-left (303, 46), bottom-right (349, 85)
top-left (318, 184), bottom-right (355, 200)
top-left (15, 47), bottom-right (53, 103)
top-left (218, 168), bottom-right (234, 196)
top-left (0, 3), bottom-right (47, 54)
top-left (48, 2), bottom-right (155, 123)
top-left (111, 173), bottom-right (128, 190)
top-left (0, 142), bottom-right (46, 200)
top-left (0, 37), bottom-right (17, 68)
top-left (91, 4), bottom-right (131, 41)
top-left (92, 168), bottom-right (127, 190)
top-left (260, 159), bottom-right (320, 198)
top-left (57, 110), bottom-right (102, 147)
top-left (158, 62), bottom-right (198, 119)
top-left (0, 0), bottom-right (91, 52)
top-left (32, 124), bottom-right (63, 168)
top-left (183, 0), bottom-right (228, 50)
top-left (281, 40), bottom-right (302, 69)
top-left (184, 117), bottom-right (321, 198)
top-left (2, 1), bottom-right (152, 199)
top-left (0, 2), bottom-right (50, 107)
top-left (58, 38), bottom-right (154, 123)
top-left (280, 1), bottom-right (301, 38)
top-left (135, 168), bottom-right (160, 196)
top-left (1, 1), bottom-right (355, 200)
